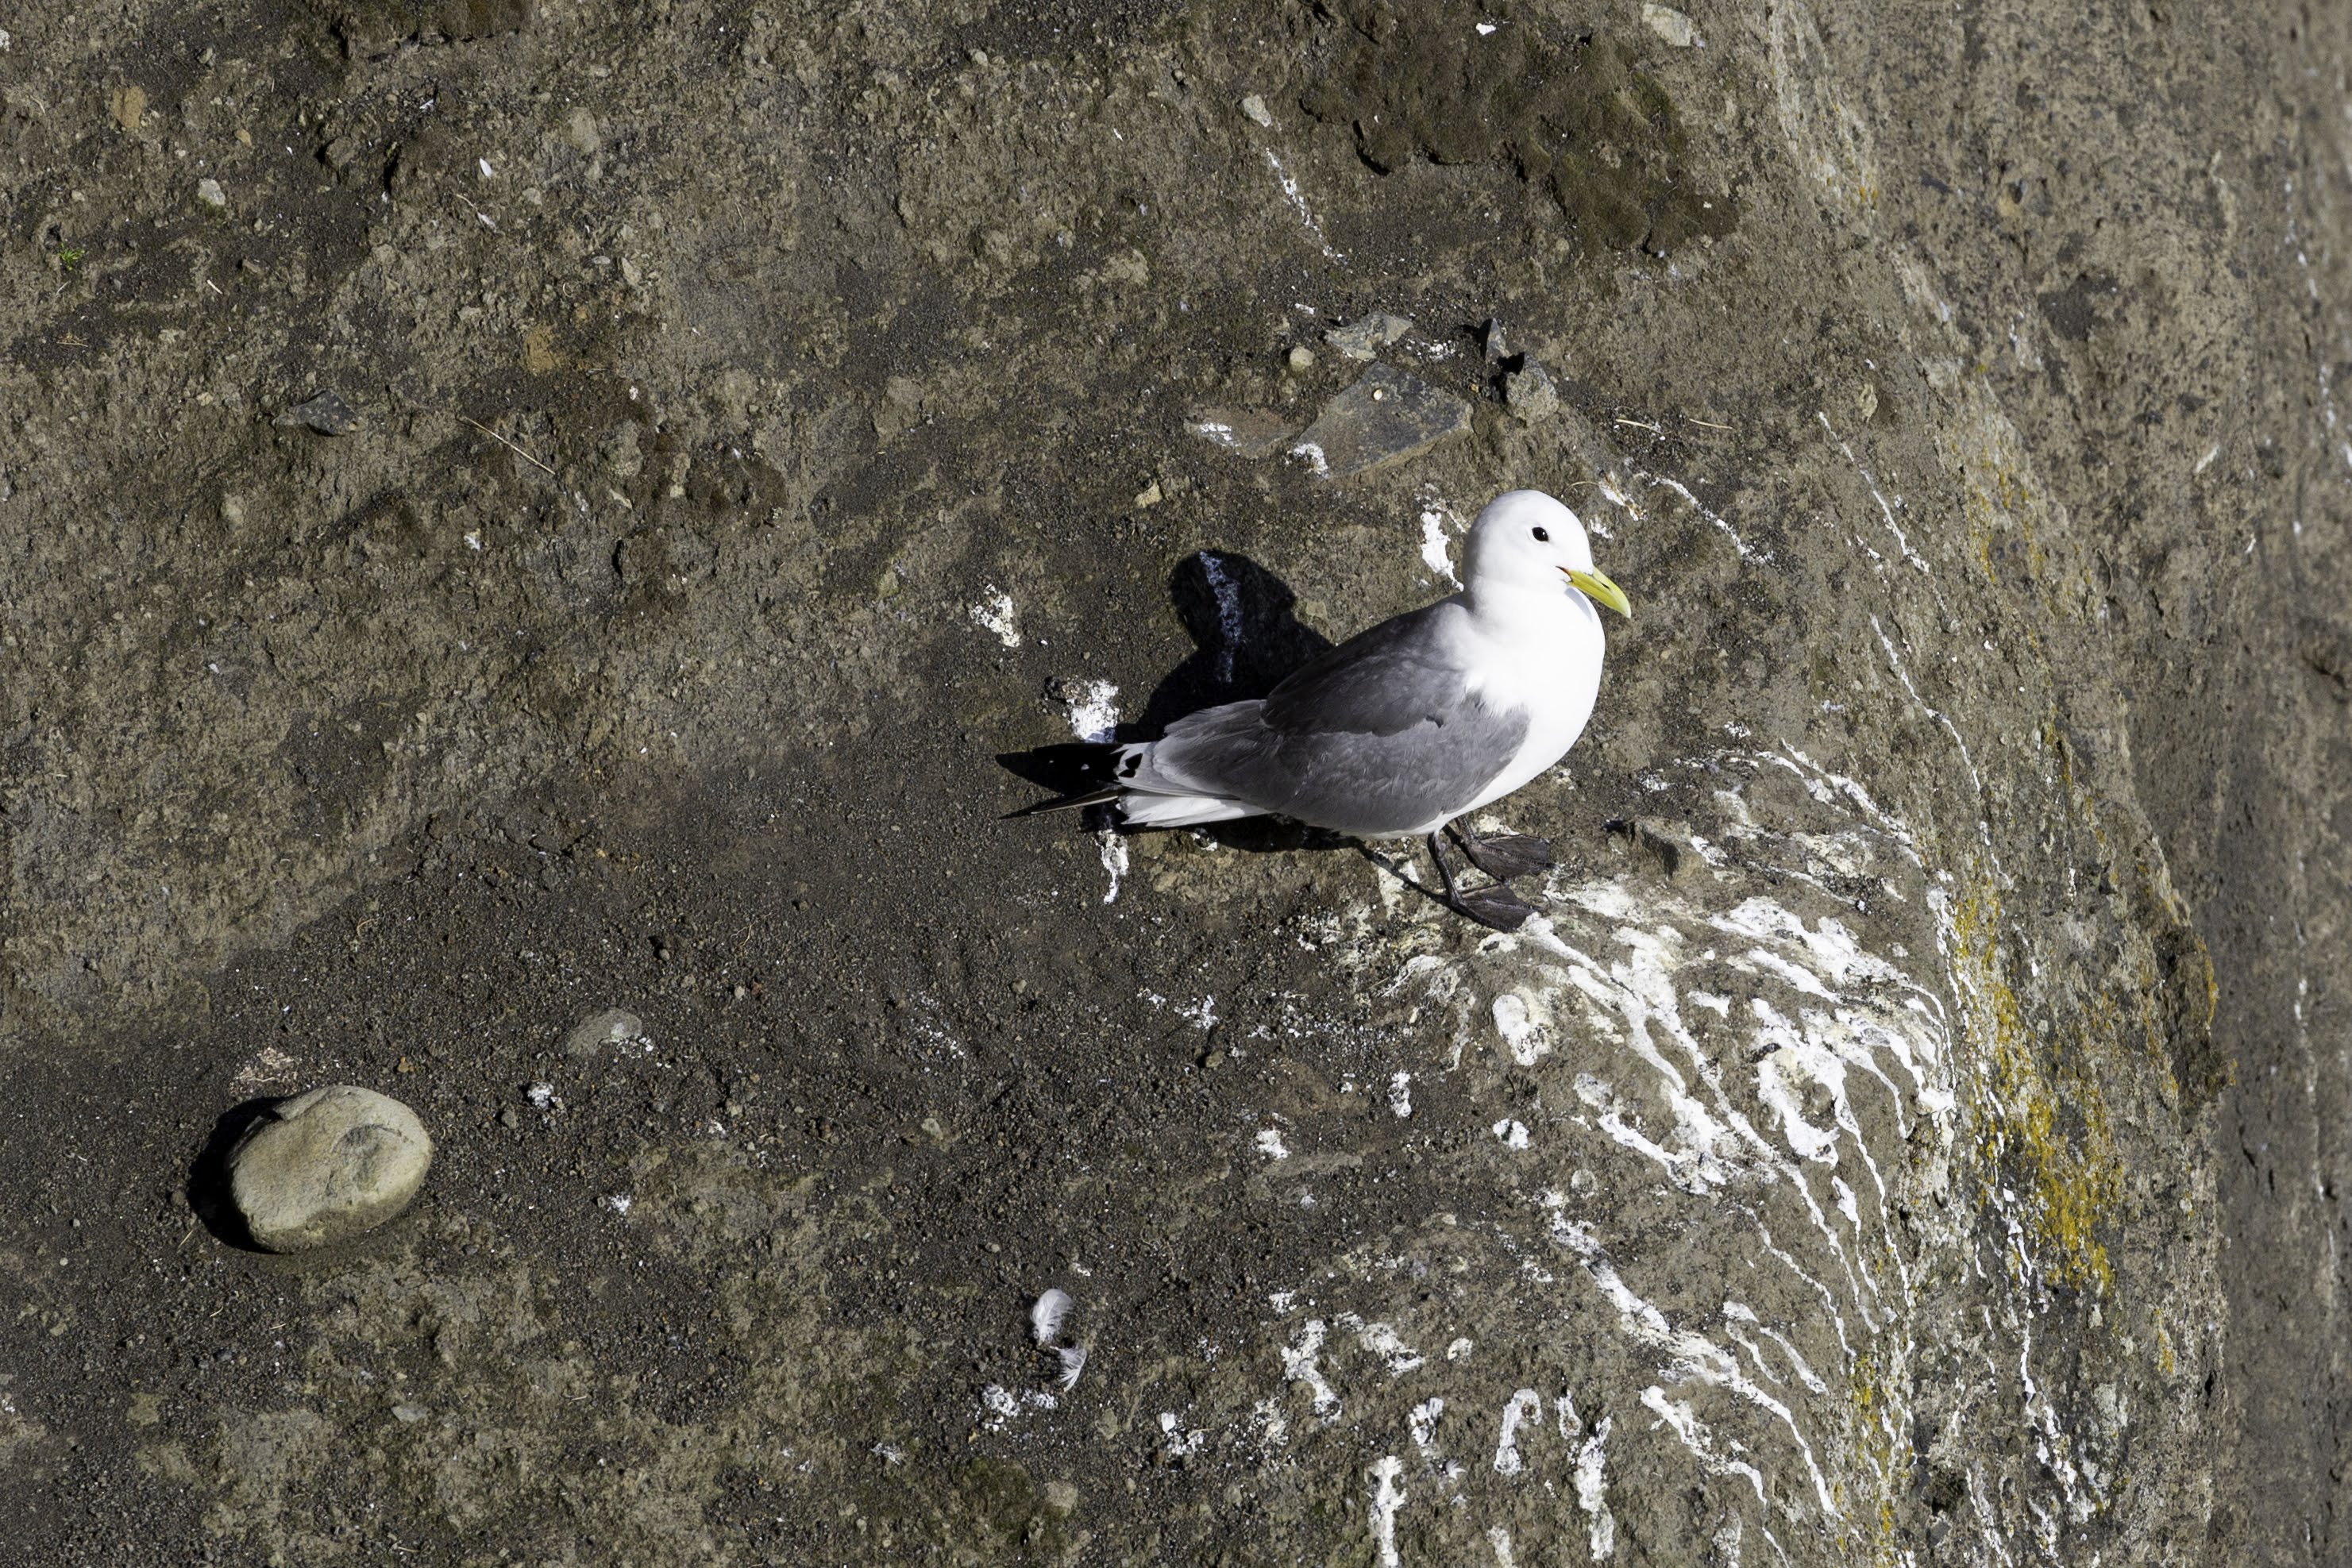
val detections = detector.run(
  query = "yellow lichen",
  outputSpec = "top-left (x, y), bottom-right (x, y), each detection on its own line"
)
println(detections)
top-left (1947, 874), bottom-right (2123, 1296)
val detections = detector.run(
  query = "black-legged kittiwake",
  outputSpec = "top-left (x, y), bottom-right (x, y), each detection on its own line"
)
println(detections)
top-left (1030, 490), bottom-right (1629, 930)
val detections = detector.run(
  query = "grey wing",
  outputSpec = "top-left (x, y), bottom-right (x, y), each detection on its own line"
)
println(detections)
top-left (1138, 604), bottom-right (1529, 835)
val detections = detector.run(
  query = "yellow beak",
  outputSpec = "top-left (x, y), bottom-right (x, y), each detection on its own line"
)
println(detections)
top-left (1564, 565), bottom-right (1632, 618)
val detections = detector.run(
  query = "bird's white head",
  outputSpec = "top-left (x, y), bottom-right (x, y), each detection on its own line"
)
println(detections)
top-left (1459, 490), bottom-right (1632, 619)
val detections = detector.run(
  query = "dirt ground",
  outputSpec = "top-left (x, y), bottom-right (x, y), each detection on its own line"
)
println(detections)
top-left (7, 0), bottom-right (2352, 1562)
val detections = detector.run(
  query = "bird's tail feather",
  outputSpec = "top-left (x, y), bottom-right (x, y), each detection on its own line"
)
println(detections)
top-left (1116, 792), bottom-right (1256, 828)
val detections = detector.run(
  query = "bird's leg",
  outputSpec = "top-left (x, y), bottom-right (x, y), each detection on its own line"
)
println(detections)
top-left (1449, 822), bottom-right (1554, 881)
top-left (1426, 829), bottom-right (1535, 932)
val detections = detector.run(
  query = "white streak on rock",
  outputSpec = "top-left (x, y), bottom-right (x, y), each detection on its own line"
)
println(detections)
top-left (1818, 409), bottom-right (1929, 573)
top-left (1264, 150), bottom-right (1344, 260)
top-left (1493, 1388), bottom-right (1543, 1475)
top-left (1637, 468), bottom-right (1765, 561)
top-left (1642, 1386), bottom-right (1767, 1503)
top-left (1281, 1320), bottom-right (1339, 1419)
top-left (1551, 1202), bottom-right (1837, 1512)
top-left (1575, 1415), bottom-right (1616, 1559)
top-left (1367, 1455), bottom-right (1406, 1566)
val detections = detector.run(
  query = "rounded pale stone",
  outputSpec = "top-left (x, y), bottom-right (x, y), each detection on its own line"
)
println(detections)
top-left (227, 1086), bottom-right (434, 1252)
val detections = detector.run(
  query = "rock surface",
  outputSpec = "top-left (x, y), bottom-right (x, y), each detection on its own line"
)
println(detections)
top-left (226, 1087), bottom-right (434, 1251)
top-left (2, 0), bottom-right (2350, 1562)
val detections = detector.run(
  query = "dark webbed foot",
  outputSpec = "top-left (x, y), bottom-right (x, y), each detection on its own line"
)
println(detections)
top-left (1452, 825), bottom-right (1553, 881)
top-left (1452, 884), bottom-right (1537, 931)
top-left (1426, 827), bottom-right (1540, 931)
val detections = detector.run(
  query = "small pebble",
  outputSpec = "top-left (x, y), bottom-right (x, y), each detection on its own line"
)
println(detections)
top-left (1240, 94), bottom-right (1273, 128)
top-left (1286, 345), bottom-right (1315, 373)
top-left (226, 1086), bottom-right (434, 1253)
top-left (274, 390), bottom-right (362, 436)
top-left (564, 1007), bottom-right (645, 1057)
top-left (195, 178), bottom-right (226, 209)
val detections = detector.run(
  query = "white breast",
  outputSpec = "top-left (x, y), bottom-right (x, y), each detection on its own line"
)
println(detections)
top-left (1452, 595), bottom-right (1606, 819)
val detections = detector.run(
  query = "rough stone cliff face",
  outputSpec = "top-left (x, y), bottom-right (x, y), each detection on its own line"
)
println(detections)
top-left (4, 0), bottom-right (2349, 1561)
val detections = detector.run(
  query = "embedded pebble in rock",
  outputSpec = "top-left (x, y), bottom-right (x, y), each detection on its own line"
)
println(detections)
top-left (1641, 2), bottom-right (1703, 46)
top-left (564, 105), bottom-right (601, 154)
top-left (194, 178), bottom-right (226, 208)
top-left (226, 1085), bottom-right (434, 1252)
top-left (563, 1007), bottom-right (646, 1057)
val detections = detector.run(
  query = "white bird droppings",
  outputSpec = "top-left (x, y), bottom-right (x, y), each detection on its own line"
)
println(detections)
top-left (1494, 1388), bottom-right (1544, 1475)
top-left (1061, 679), bottom-right (1120, 743)
top-left (970, 588), bottom-right (1021, 647)
top-left (1421, 508), bottom-right (1460, 585)
top-left (1490, 991), bottom-right (1554, 1065)
top-left (1280, 1320), bottom-right (1339, 1419)
top-left (1096, 830), bottom-right (1128, 903)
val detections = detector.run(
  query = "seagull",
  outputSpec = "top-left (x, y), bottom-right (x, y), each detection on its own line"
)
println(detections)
top-left (1031, 490), bottom-right (1629, 930)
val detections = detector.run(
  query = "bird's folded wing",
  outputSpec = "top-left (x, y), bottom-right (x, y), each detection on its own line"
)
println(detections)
top-left (1138, 611), bottom-right (1530, 833)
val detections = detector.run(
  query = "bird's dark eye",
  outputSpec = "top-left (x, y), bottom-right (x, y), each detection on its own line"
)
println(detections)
top-left (1531, 526), bottom-right (1550, 542)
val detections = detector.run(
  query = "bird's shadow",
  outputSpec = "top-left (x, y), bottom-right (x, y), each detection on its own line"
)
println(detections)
top-left (997, 551), bottom-right (1356, 854)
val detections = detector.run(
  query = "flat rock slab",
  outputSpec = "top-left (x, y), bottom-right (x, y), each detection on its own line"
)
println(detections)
top-left (1324, 311), bottom-right (1414, 360)
top-left (1290, 362), bottom-right (1470, 479)
top-left (228, 1085), bottom-right (434, 1252)
top-left (1183, 406), bottom-right (1297, 458)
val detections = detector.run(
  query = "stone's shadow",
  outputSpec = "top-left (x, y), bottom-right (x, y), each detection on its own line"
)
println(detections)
top-left (187, 1096), bottom-right (281, 1252)
top-left (999, 551), bottom-right (1339, 853)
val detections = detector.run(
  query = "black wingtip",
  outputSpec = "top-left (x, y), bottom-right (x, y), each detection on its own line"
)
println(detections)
top-left (1004, 785), bottom-right (1123, 820)
top-left (997, 743), bottom-right (1126, 821)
